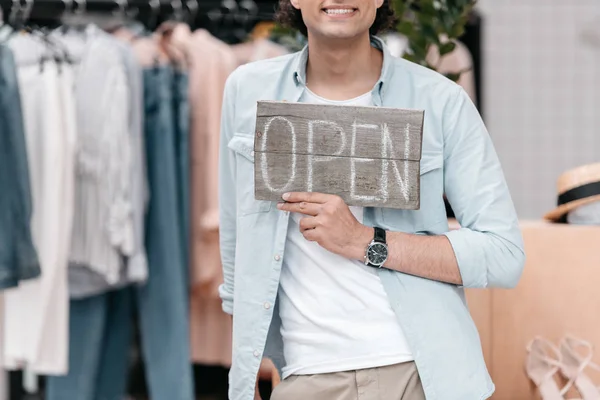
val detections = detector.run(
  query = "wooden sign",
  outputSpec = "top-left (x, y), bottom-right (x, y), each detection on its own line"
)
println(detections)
top-left (253, 101), bottom-right (425, 209)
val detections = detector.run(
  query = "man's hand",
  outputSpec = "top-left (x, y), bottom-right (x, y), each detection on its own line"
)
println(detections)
top-left (277, 192), bottom-right (373, 260)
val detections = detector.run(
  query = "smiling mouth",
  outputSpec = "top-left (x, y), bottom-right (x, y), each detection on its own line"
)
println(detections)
top-left (322, 8), bottom-right (357, 15)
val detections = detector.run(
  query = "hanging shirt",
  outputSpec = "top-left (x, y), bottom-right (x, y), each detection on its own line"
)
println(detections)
top-left (68, 28), bottom-right (133, 285)
top-left (3, 35), bottom-right (77, 374)
top-left (52, 26), bottom-right (147, 297)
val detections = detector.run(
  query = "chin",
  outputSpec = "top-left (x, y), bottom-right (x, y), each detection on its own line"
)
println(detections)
top-left (313, 28), bottom-right (364, 41)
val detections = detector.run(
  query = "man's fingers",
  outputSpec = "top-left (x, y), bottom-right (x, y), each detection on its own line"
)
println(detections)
top-left (299, 217), bottom-right (319, 231)
top-left (302, 227), bottom-right (320, 242)
top-left (277, 201), bottom-right (321, 216)
top-left (282, 192), bottom-right (333, 204)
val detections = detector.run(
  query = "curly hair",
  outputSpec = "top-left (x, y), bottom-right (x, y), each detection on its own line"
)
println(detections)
top-left (274, 0), bottom-right (396, 37)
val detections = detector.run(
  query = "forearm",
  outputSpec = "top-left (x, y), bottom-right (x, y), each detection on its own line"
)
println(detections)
top-left (349, 225), bottom-right (462, 285)
top-left (385, 231), bottom-right (462, 285)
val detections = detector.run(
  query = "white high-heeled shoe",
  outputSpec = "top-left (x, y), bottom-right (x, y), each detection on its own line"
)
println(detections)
top-left (559, 335), bottom-right (600, 400)
top-left (526, 336), bottom-right (580, 400)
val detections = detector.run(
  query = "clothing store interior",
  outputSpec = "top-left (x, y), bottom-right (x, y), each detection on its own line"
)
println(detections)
top-left (0, 0), bottom-right (599, 399)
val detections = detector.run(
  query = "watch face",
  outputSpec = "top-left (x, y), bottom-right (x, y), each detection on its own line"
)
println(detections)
top-left (368, 243), bottom-right (388, 266)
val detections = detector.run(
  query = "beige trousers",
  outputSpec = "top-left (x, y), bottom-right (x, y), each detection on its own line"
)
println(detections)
top-left (271, 362), bottom-right (426, 400)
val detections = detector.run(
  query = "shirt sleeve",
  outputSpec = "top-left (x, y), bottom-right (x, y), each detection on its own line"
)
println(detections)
top-left (217, 69), bottom-right (241, 315)
top-left (442, 87), bottom-right (525, 289)
top-left (1, 45), bottom-right (40, 284)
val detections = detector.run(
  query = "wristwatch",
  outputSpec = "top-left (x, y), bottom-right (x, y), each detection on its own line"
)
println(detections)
top-left (364, 227), bottom-right (389, 268)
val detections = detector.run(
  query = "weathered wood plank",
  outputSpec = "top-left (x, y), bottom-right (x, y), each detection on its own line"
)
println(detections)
top-left (255, 101), bottom-right (424, 161)
top-left (253, 101), bottom-right (425, 209)
top-left (254, 152), bottom-right (421, 209)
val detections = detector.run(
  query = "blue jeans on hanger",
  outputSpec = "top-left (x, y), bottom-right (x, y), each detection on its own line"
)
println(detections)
top-left (136, 64), bottom-right (192, 400)
top-left (46, 66), bottom-right (193, 400)
top-left (46, 288), bottom-right (134, 400)
top-left (173, 70), bottom-right (191, 291)
top-left (0, 45), bottom-right (40, 289)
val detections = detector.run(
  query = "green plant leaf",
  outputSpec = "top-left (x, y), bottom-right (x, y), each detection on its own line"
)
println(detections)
top-left (403, 53), bottom-right (421, 63)
top-left (392, 0), bottom-right (476, 81)
top-left (449, 23), bottom-right (466, 38)
top-left (439, 41), bottom-right (456, 55)
top-left (445, 72), bottom-right (461, 82)
top-left (396, 20), bottom-right (414, 36)
top-left (420, 1), bottom-right (438, 16)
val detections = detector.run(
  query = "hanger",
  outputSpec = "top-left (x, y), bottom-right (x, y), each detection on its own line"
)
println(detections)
top-left (236, 0), bottom-right (257, 31)
top-left (39, 0), bottom-right (76, 68)
top-left (8, 0), bottom-right (24, 29)
top-left (149, 0), bottom-right (160, 29)
top-left (185, 0), bottom-right (198, 27)
top-left (154, 0), bottom-right (187, 33)
top-left (85, 0), bottom-right (133, 33)
top-left (73, 0), bottom-right (86, 15)
top-left (205, 3), bottom-right (222, 34)
top-left (115, 0), bottom-right (127, 18)
top-left (195, 0), bottom-right (274, 42)
top-left (59, 0), bottom-right (87, 29)
top-left (4, 0), bottom-right (69, 71)
top-left (219, 0), bottom-right (238, 40)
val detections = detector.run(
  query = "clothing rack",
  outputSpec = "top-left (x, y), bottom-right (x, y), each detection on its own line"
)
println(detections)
top-left (197, 0), bottom-right (279, 43)
top-left (0, 0), bottom-right (279, 42)
top-left (0, 0), bottom-right (175, 24)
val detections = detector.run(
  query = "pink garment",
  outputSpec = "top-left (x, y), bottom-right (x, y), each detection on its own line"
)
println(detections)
top-left (157, 23), bottom-right (192, 70)
top-left (231, 38), bottom-right (288, 64)
top-left (188, 30), bottom-right (238, 366)
top-left (2, 60), bottom-right (76, 375)
top-left (112, 29), bottom-right (170, 68)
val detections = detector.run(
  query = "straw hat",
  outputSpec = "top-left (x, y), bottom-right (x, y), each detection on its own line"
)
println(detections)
top-left (544, 162), bottom-right (600, 221)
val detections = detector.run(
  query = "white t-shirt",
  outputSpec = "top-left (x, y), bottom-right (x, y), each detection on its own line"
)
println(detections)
top-left (278, 88), bottom-right (413, 378)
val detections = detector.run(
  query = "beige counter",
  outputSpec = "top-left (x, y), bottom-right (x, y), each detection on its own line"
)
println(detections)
top-left (467, 220), bottom-right (600, 399)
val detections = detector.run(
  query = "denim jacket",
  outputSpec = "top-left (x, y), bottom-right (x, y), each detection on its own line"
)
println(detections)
top-left (218, 37), bottom-right (525, 400)
top-left (0, 45), bottom-right (40, 288)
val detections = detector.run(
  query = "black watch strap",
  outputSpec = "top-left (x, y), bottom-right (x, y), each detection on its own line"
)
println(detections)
top-left (373, 227), bottom-right (386, 243)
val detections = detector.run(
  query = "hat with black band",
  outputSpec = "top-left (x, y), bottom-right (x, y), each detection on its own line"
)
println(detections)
top-left (544, 162), bottom-right (600, 221)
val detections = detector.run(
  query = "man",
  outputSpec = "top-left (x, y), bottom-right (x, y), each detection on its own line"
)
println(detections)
top-left (218, 0), bottom-right (525, 398)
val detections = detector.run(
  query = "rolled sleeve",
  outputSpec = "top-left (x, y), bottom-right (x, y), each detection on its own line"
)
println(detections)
top-left (218, 285), bottom-right (234, 315)
top-left (443, 87), bottom-right (525, 289)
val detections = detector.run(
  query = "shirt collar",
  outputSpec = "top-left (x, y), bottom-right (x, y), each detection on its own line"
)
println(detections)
top-left (292, 35), bottom-right (394, 105)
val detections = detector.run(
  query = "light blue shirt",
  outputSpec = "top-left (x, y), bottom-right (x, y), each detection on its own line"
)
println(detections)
top-left (218, 36), bottom-right (525, 400)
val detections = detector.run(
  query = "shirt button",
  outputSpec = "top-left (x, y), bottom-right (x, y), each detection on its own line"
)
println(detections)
top-left (264, 302), bottom-right (271, 309)
top-left (250, 151), bottom-right (255, 157)
top-left (253, 350), bottom-right (260, 357)
top-left (274, 255), bottom-right (281, 261)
